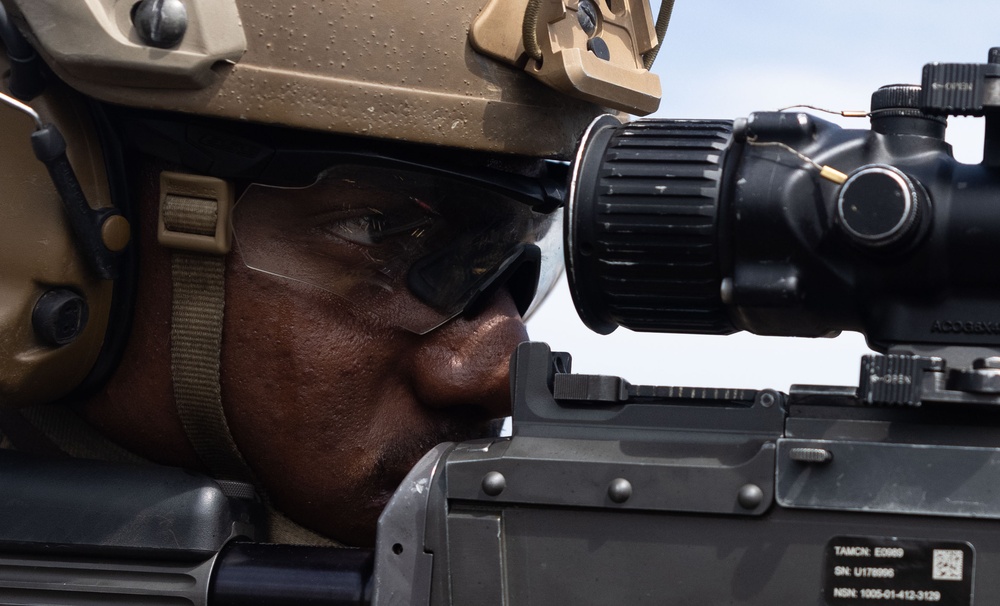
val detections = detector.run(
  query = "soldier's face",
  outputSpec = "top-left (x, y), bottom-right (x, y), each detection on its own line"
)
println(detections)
top-left (87, 159), bottom-right (533, 547)
top-left (218, 195), bottom-right (523, 547)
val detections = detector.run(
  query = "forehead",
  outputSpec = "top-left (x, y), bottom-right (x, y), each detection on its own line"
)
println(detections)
top-left (115, 108), bottom-right (551, 187)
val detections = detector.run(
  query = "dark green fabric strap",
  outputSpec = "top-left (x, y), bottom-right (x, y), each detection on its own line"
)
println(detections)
top-left (170, 250), bottom-right (255, 483)
top-left (161, 186), bottom-right (338, 545)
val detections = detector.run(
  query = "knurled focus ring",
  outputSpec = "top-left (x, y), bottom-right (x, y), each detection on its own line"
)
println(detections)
top-left (567, 119), bottom-right (736, 335)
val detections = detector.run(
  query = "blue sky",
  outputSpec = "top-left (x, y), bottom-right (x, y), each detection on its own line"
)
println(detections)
top-left (528, 2), bottom-right (1000, 389)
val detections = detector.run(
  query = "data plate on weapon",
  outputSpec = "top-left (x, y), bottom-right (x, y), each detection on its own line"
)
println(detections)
top-left (823, 536), bottom-right (974, 605)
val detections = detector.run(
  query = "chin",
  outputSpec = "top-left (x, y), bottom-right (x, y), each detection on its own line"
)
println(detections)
top-left (318, 416), bottom-right (505, 546)
top-left (378, 414), bottom-right (502, 486)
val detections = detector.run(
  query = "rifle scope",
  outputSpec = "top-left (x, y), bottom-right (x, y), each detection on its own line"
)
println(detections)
top-left (567, 49), bottom-right (1000, 352)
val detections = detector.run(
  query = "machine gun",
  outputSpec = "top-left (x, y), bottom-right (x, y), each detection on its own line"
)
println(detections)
top-left (375, 341), bottom-right (1000, 604)
top-left (6, 50), bottom-right (1000, 606)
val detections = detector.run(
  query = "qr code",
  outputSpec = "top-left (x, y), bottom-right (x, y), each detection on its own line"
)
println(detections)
top-left (932, 549), bottom-right (964, 581)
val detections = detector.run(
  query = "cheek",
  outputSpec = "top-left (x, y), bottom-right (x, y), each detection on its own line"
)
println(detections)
top-left (215, 254), bottom-right (518, 545)
top-left (219, 263), bottom-right (414, 509)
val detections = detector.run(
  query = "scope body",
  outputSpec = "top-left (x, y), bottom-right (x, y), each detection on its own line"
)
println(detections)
top-left (569, 99), bottom-right (1000, 351)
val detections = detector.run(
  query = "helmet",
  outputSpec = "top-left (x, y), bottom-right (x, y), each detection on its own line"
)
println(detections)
top-left (4, 0), bottom-right (660, 156)
top-left (0, 0), bottom-right (661, 423)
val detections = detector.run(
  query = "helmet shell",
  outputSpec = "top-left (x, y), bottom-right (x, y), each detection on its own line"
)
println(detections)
top-left (6, 0), bottom-right (611, 157)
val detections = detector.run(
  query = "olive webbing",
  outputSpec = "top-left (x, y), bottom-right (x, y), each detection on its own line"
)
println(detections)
top-left (170, 250), bottom-right (254, 483)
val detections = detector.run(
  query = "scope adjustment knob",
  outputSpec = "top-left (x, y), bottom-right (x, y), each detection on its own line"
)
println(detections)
top-left (837, 164), bottom-right (924, 250)
top-left (871, 84), bottom-right (923, 114)
top-left (870, 84), bottom-right (946, 136)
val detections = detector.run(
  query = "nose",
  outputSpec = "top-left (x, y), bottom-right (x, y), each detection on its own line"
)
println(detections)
top-left (409, 290), bottom-right (527, 420)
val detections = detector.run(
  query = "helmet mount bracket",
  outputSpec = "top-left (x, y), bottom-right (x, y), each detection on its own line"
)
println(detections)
top-left (469, 0), bottom-right (662, 115)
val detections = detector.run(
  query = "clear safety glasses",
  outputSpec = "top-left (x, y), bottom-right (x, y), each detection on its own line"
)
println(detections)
top-left (232, 164), bottom-right (563, 334)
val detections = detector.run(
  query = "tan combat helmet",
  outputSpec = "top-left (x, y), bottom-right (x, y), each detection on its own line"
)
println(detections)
top-left (5, 0), bottom-right (664, 155)
top-left (0, 0), bottom-right (668, 407)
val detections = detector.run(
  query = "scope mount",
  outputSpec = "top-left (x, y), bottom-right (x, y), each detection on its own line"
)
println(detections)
top-left (785, 348), bottom-right (1000, 409)
top-left (921, 46), bottom-right (1000, 165)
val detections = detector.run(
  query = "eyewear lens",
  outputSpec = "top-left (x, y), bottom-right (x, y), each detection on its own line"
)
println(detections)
top-left (232, 165), bottom-right (562, 334)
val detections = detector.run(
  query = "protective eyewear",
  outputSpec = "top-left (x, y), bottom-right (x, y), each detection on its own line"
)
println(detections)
top-left (233, 163), bottom-right (562, 334)
top-left (117, 112), bottom-right (567, 334)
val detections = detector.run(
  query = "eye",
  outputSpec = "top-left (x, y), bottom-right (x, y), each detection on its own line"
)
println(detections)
top-left (320, 206), bottom-right (436, 246)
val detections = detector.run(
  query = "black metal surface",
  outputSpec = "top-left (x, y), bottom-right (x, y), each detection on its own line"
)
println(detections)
top-left (478, 506), bottom-right (1000, 605)
top-left (511, 343), bottom-right (780, 442)
top-left (0, 450), bottom-right (256, 558)
top-left (858, 354), bottom-right (939, 405)
top-left (871, 84), bottom-right (924, 114)
top-left (949, 357), bottom-right (1000, 393)
top-left (30, 124), bottom-right (125, 280)
top-left (777, 438), bottom-right (1000, 517)
top-left (445, 436), bottom-right (776, 515)
top-left (870, 84), bottom-right (947, 135)
top-left (415, 343), bottom-right (1000, 604)
top-left (0, 550), bottom-right (218, 606)
top-left (445, 513), bottom-right (504, 606)
top-left (921, 61), bottom-right (997, 116)
top-left (372, 444), bottom-right (446, 606)
top-left (211, 543), bottom-right (373, 606)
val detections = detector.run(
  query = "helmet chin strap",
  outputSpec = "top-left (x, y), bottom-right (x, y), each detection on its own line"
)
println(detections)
top-left (159, 172), bottom-right (254, 484)
top-left (159, 172), bottom-right (336, 546)
top-left (169, 249), bottom-right (253, 483)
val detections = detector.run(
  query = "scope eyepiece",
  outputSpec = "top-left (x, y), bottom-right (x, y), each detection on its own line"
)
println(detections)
top-left (566, 116), bottom-right (736, 336)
